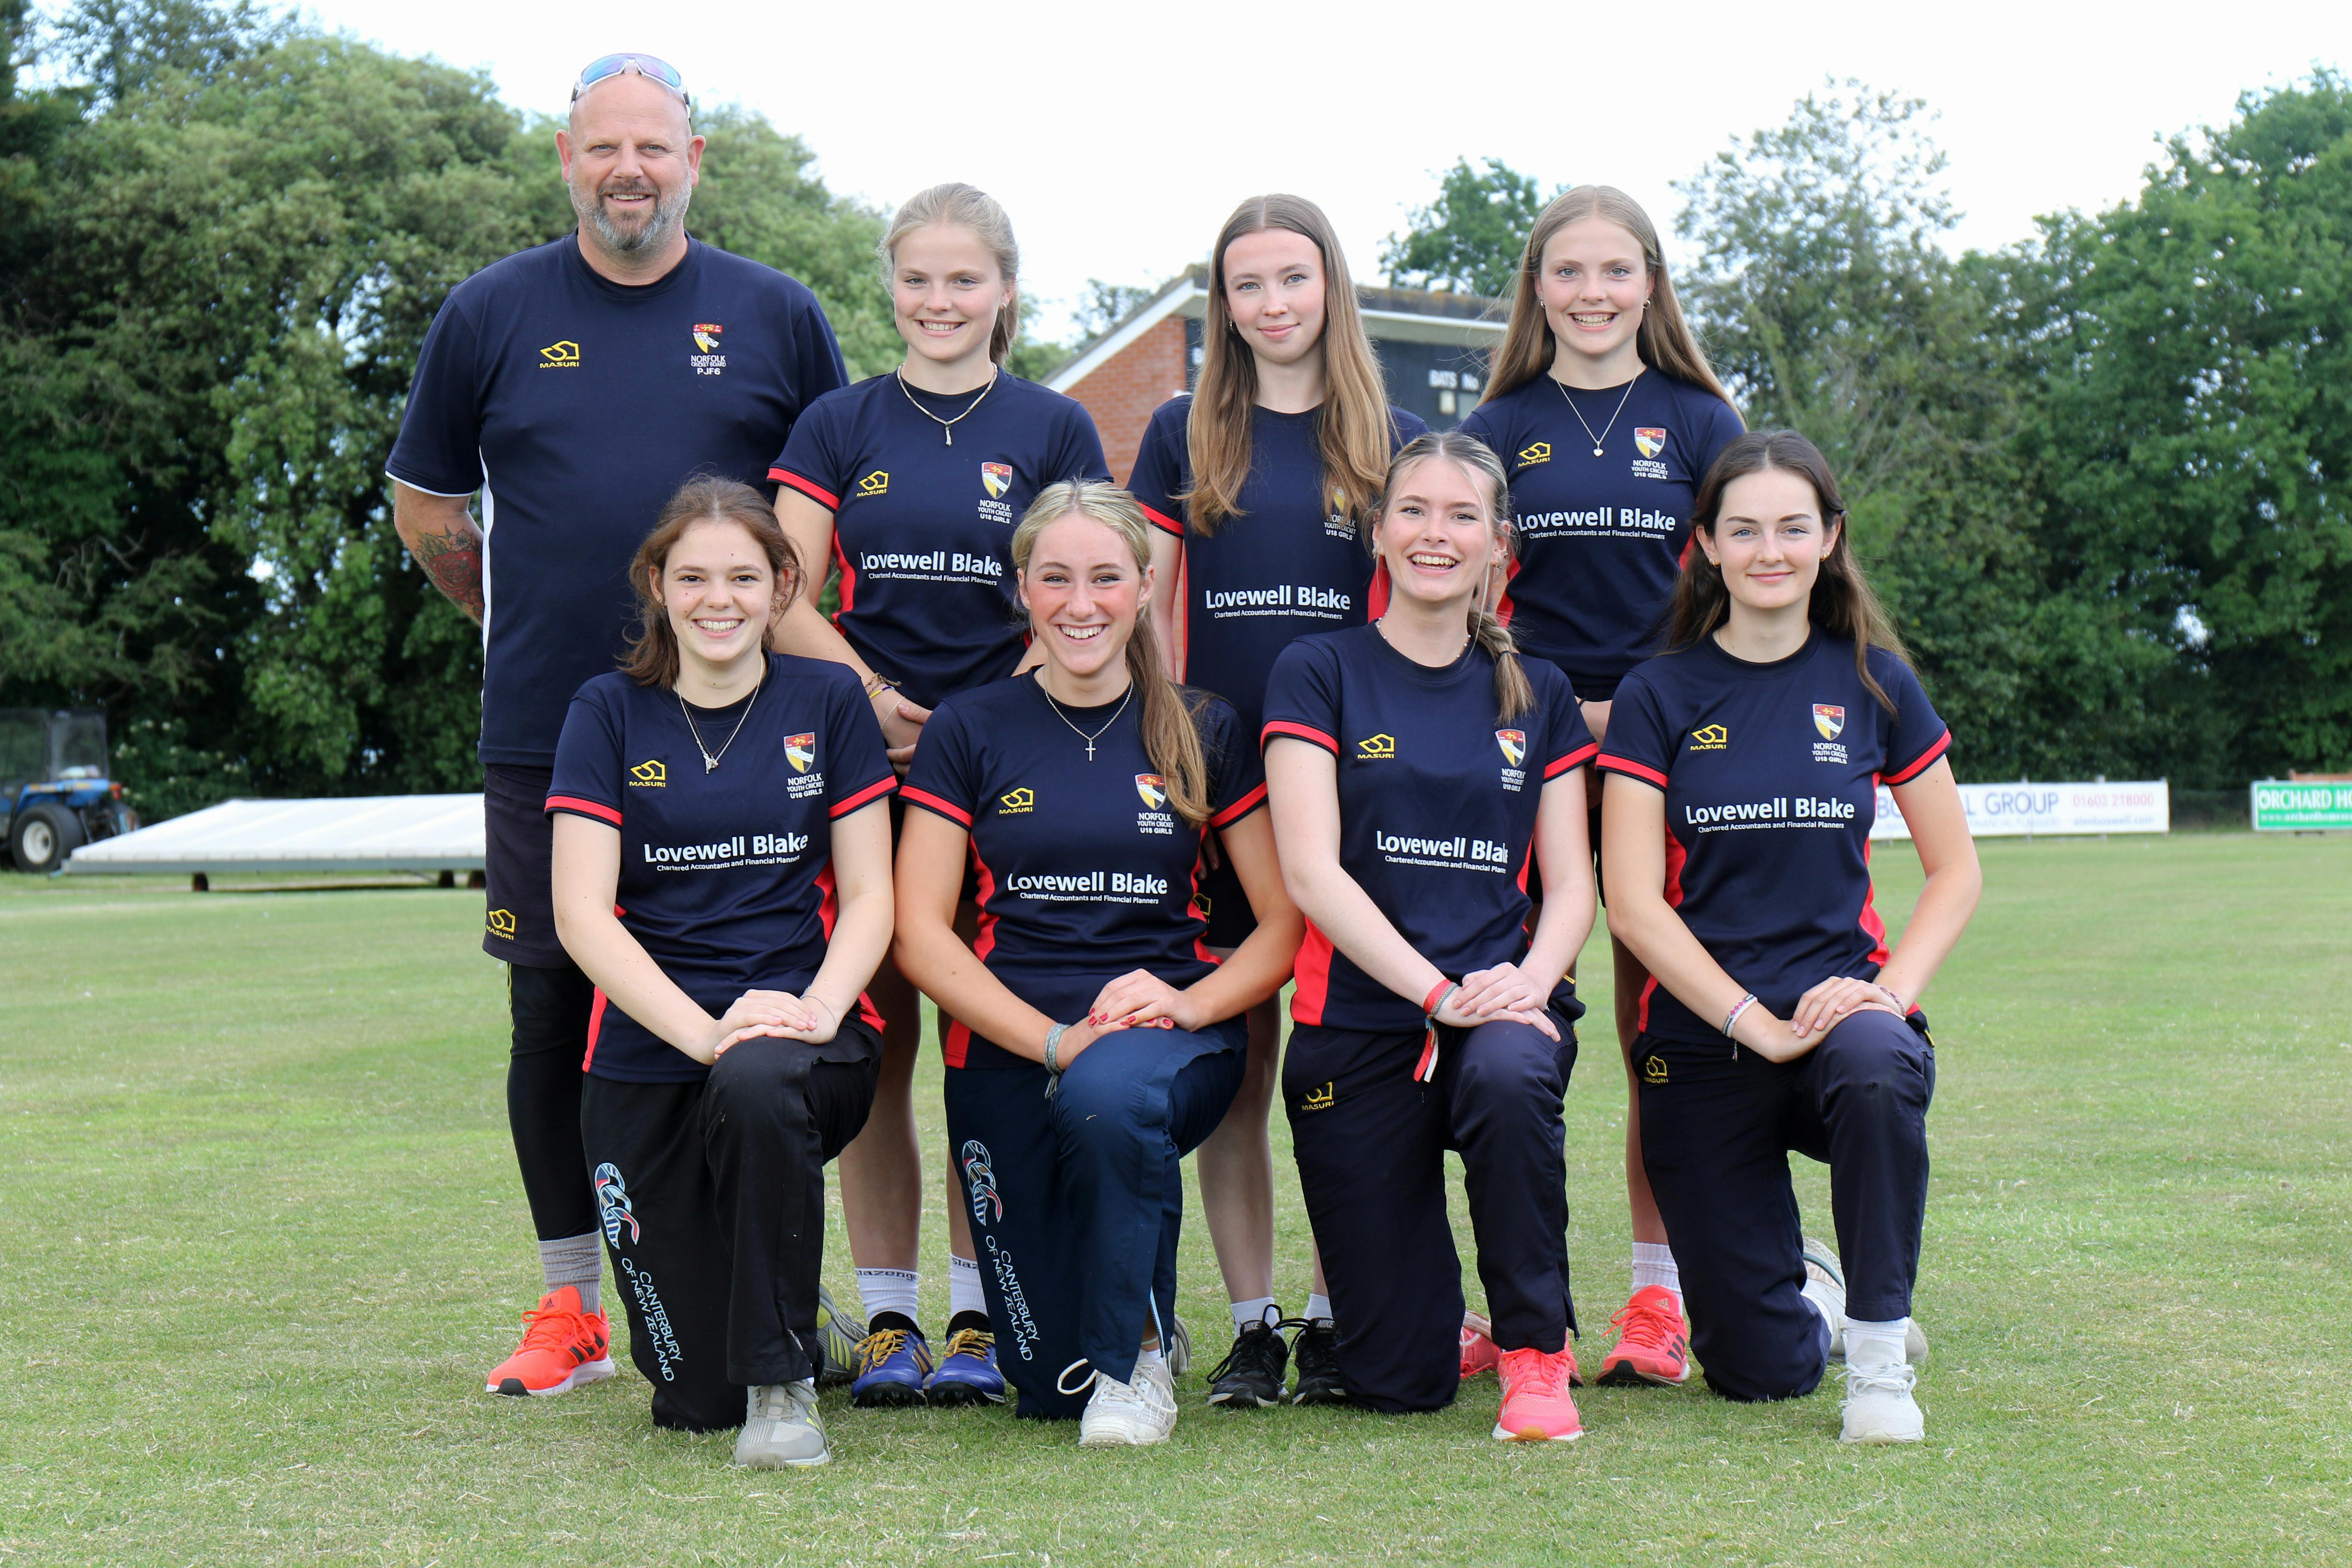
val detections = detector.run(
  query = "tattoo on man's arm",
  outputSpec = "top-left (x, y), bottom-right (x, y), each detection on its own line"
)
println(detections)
top-left (410, 525), bottom-right (486, 622)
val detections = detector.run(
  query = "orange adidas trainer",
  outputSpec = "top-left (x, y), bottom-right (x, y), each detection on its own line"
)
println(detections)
top-left (485, 1286), bottom-right (616, 1397)
top-left (1493, 1345), bottom-right (1583, 1442)
top-left (1596, 1284), bottom-right (1690, 1386)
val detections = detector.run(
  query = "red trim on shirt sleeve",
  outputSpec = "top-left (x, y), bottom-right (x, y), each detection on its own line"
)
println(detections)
top-left (1543, 741), bottom-right (1600, 779)
top-left (1882, 728), bottom-right (1951, 786)
top-left (770, 468), bottom-right (839, 510)
top-left (1140, 503), bottom-right (1184, 538)
top-left (1262, 720), bottom-right (1337, 755)
top-left (899, 785), bottom-right (973, 826)
top-left (545, 794), bottom-right (622, 826)
top-left (1209, 781), bottom-right (1268, 829)
top-left (1595, 753), bottom-right (1668, 789)
top-left (829, 775), bottom-right (897, 819)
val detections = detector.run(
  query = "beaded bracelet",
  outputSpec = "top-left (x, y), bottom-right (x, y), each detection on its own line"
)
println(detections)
top-left (1722, 991), bottom-right (1759, 1038)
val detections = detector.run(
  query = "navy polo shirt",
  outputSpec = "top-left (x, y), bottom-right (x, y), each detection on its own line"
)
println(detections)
top-left (387, 235), bottom-right (848, 767)
top-left (900, 675), bottom-right (1267, 1069)
top-left (545, 654), bottom-right (897, 1082)
top-left (1260, 626), bottom-right (1596, 1035)
top-left (1459, 371), bottom-right (1743, 699)
top-left (769, 374), bottom-right (1108, 711)
top-left (1128, 397), bottom-right (1428, 741)
top-left (1595, 631), bottom-right (1951, 1044)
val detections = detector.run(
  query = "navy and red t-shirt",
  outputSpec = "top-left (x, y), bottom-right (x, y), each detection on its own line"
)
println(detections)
top-left (900, 675), bottom-right (1268, 1069)
top-left (1260, 626), bottom-right (1596, 1035)
top-left (1459, 370), bottom-right (1743, 700)
top-left (545, 654), bottom-right (897, 1082)
top-left (1128, 396), bottom-right (1429, 740)
top-left (1595, 631), bottom-right (1951, 1044)
top-left (388, 236), bottom-right (848, 767)
top-left (769, 374), bottom-right (1109, 710)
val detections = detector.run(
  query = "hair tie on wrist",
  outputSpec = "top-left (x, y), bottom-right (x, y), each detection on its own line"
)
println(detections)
top-left (1043, 1022), bottom-right (1067, 1099)
top-left (1415, 980), bottom-right (1458, 1084)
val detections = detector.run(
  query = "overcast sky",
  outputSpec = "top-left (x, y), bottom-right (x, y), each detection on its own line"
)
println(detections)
top-left (294, 0), bottom-right (2348, 343)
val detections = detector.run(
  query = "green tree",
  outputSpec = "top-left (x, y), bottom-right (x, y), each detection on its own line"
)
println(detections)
top-left (1381, 157), bottom-right (1551, 298)
top-left (2025, 73), bottom-right (2352, 780)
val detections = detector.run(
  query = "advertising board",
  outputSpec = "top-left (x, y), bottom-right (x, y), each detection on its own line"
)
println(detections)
top-left (2248, 780), bottom-right (2352, 832)
top-left (1871, 780), bottom-right (2170, 840)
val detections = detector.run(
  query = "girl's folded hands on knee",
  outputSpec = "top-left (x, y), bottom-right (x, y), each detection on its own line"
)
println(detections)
top-left (710, 990), bottom-right (837, 1057)
top-left (1083, 969), bottom-right (1194, 1033)
top-left (1436, 966), bottom-right (1560, 1041)
top-left (1788, 976), bottom-right (1905, 1040)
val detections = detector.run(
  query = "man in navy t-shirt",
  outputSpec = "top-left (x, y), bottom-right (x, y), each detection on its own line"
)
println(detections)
top-left (382, 54), bottom-right (848, 1391)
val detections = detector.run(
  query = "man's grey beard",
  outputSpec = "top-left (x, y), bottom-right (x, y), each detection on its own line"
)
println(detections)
top-left (574, 180), bottom-right (692, 255)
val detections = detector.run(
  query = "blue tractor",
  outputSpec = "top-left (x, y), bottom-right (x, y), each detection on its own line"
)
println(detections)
top-left (1, 709), bottom-right (139, 875)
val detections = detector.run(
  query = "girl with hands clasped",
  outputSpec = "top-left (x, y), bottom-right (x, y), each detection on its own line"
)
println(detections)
top-left (892, 483), bottom-right (1302, 1446)
top-left (1597, 430), bottom-right (1981, 1446)
top-left (1261, 431), bottom-right (1599, 1442)
top-left (547, 480), bottom-right (899, 1468)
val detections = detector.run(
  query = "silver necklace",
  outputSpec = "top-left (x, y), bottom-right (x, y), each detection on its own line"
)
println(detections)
top-left (1040, 677), bottom-right (1133, 762)
top-left (677, 671), bottom-right (762, 772)
top-left (1553, 370), bottom-right (1641, 457)
top-left (897, 368), bottom-right (998, 446)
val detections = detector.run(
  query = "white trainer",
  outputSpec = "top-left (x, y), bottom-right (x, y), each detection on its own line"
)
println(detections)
top-left (1799, 1237), bottom-right (1847, 1353)
top-left (1167, 1315), bottom-right (1192, 1380)
top-left (734, 1380), bottom-right (830, 1468)
top-left (1805, 1239), bottom-right (1930, 1364)
top-left (1840, 1357), bottom-right (1926, 1443)
top-left (1077, 1355), bottom-right (1179, 1447)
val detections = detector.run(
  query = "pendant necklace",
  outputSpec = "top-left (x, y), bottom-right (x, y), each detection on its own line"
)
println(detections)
top-left (1553, 370), bottom-right (1640, 457)
top-left (1041, 678), bottom-right (1133, 762)
top-left (897, 367), bottom-right (998, 446)
top-left (678, 670), bottom-right (763, 773)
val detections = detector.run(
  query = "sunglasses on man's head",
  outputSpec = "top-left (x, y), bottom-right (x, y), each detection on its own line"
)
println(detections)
top-left (572, 54), bottom-right (690, 109)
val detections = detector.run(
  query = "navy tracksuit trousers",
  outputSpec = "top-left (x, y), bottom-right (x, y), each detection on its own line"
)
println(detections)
top-left (1283, 995), bottom-right (1581, 1415)
top-left (944, 1020), bottom-right (1245, 1420)
top-left (1634, 1007), bottom-right (1935, 1403)
top-left (579, 1032), bottom-right (881, 1432)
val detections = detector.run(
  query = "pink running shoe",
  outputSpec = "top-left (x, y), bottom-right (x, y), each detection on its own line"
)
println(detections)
top-left (1596, 1285), bottom-right (1690, 1387)
top-left (485, 1286), bottom-right (615, 1397)
top-left (1460, 1322), bottom-right (1499, 1381)
top-left (1493, 1345), bottom-right (1583, 1442)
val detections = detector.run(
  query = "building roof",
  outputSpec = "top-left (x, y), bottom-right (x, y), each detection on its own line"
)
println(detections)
top-left (1044, 269), bottom-right (1506, 394)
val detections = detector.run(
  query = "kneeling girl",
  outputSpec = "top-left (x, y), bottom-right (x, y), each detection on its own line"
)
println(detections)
top-left (548, 478), bottom-right (898, 1467)
top-left (1261, 429), bottom-right (1599, 1441)
top-left (893, 481), bottom-right (1303, 1445)
top-left (1597, 430), bottom-right (1980, 1443)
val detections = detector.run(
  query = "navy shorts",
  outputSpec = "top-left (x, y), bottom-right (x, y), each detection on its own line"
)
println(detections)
top-left (483, 763), bottom-right (568, 967)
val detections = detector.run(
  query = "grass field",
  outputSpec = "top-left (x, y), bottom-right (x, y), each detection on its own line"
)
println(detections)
top-left (3, 834), bottom-right (2348, 1565)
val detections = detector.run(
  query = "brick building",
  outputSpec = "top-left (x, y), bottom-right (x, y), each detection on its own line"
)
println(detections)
top-left (1046, 268), bottom-right (1507, 484)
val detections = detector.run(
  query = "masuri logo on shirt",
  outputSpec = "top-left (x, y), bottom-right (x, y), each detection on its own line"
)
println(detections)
top-left (981, 462), bottom-right (1012, 500)
top-left (998, 787), bottom-right (1035, 814)
top-left (1688, 725), bottom-right (1729, 752)
top-left (1356, 734), bottom-right (1397, 759)
top-left (539, 340), bottom-right (580, 368)
top-left (486, 908), bottom-right (518, 938)
top-left (1516, 442), bottom-right (1552, 466)
top-left (858, 470), bottom-right (890, 497)
top-left (629, 759), bottom-right (667, 787)
top-left (784, 733), bottom-right (815, 773)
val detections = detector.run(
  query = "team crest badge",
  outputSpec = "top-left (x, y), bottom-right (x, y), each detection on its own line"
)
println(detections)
top-left (1135, 773), bottom-right (1167, 810)
top-left (692, 322), bottom-right (723, 353)
top-left (1496, 729), bottom-right (1526, 767)
top-left (981, 462), bottom-right (1012, 499)
top-left (1813, 705), bottom-right (1845, 741)
top-left (784, 732), bottom-right (816, 773)
top-left (1634, 428), bottom-right (1666, 459)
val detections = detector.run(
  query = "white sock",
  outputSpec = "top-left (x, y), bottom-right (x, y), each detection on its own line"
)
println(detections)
top-left (1229, 1295), bottom-right (1278, 1331)
top-left (1845, 1316), bottom-right (1910, 1369)
top-left (856, 1267), bottom-right (919, 1323)
top-left (1631, 1242), bottom-right (1681, 1305)
top-left (1136, 1345), bottom-right (1166, 1376)
top-left (1304, 1292), bottom-right (1334, 1326)
top-left (947, 1255), bottom-right (986, 1320)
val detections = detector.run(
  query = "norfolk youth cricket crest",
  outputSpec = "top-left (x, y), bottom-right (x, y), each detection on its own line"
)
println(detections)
top-left (1496, 729), bottom-right (1528, 792)
top-left (785, 733), bottom-right (816, 772)
top-left (1135, 774), bottom-right (1167, 810)
top-left (981, 462), bottom-right (1012, 499)
top-left (1813, 705), bottom-right (1845, 740)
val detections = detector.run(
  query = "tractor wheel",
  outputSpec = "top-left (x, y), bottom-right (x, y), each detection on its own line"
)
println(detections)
top-left (9, 803), bottom-right (85, 874)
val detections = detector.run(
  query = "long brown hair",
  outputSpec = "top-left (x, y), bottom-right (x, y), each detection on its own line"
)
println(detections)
top-left (1011, 481), bottom-right (1215, 825)
top-left (1370, 431), bottom-right (1533, 724)
top-left (1482, 185), bottom-right (1733, 408)
top-left (879, 182), bottom-right (1022, 364)
top-left (1669, 430), bottom-right (1909, 710)
top-left (1185, 194), bottom-right (1392, 538)
top-left (622, 478), bottom-right (804, 687)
